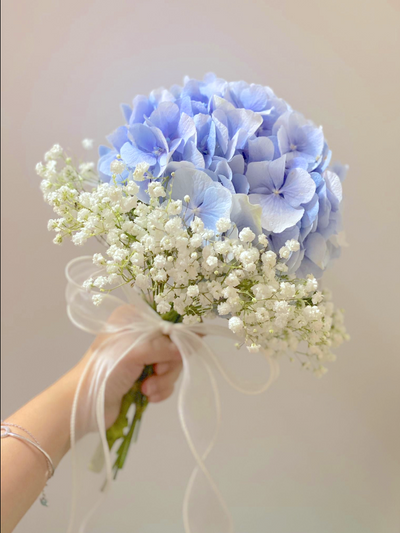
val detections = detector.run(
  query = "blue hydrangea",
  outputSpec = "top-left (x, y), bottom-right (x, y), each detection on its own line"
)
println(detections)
top-left (98, 73), bottom-right (347, 277)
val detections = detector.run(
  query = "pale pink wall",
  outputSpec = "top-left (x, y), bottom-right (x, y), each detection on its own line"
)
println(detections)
top-left (2, 0), bottom-right (400, 532)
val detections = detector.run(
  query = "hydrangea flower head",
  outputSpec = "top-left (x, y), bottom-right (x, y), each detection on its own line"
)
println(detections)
top-left (97, 73), bottom-right (347, 278)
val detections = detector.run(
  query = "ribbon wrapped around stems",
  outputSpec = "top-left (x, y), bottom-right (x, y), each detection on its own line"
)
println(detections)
top-left (66, 256), bottom-right (280, 533)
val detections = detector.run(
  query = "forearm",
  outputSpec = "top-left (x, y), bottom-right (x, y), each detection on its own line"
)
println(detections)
top-left (1, 332), bottom-right (181, 533)
top-left (1, 367), bottom-right (79, 533)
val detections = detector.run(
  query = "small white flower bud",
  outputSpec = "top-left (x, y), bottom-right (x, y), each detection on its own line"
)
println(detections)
top-left (216, 218), bottom-right (231, 233)
top-left (187, 285), bottom-right (199, 298)
top-left (82, 139), bottom-right (94, 150)
top-left (110, 159), bottom-right (126, 174)
top-left (228, 316), bottom-right (244, 334)
top-left (258, 234), bottom-right (269, 247)
top-left (285, 239), bottom-right (300, 252)
top-left (239, 227), bottom-right (256, 243)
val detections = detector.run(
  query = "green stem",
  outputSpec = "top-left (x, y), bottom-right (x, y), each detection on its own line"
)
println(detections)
top-left (107, 365), bottom-right (153, 478)
top-left (106, 308), bottom-right (182, 479)
top-left (112, 396), bottom-right (148, 477)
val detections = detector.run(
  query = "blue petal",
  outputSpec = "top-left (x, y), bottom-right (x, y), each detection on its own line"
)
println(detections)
top-left (129, 95), bottom-right (154, 125)
top-left (319, 211), bottom-right (342, 240)
top-left (246, 161), bottom-right (274, 194)
top-left (97, 149), bottom-right (117, 181)
top-left (177, 112), bottom-right (196, 145)
top-left (218, 175), bottom-right (235, 194)
top-left (299, 123), bottom-right (324, 160)
top-left (268, 225), bottom-right (303, 274)
top-left (200, 168), bottom-right (219, 182)
top-left (249, 193), bottom-right (304, 233)
top-left (149, 87), bottom-right (175, 107)
top-left (170, 167), bottom-right (211, 208)
top-left (276, 123), bottom-right (291, 154)
top-left (129, 124), bottom-right (158, 153)
top-left (206, 121), bottom-right (216, 160)
top-left (98, 145), bottom-right (111, 158)
top-left (193, 113), bottom-right (211, 138)
top-left (304, 232), bottom-right (328, 269)
top-left (230, 194), bottom-right (262, 235)
top-left (240, 85), bottom-right (270, 112)
top-left (107, 126), bottom-right (129, 152)
top-left (310, 171), bottom-right (324, 188)
top-left (182, 141), bottom-right (205, 168)
top-left (287, 247), bottom-right (305, 274)
top-left (281, 168), bottom-right (316, 208)
top-left (316, 182), bottom-right (331, 230)
top-left (274, 111), bottom-right (324, 170)
top-left (314, 142), bottom-right (332, 172)
top-left (114, 170), bottom-right (130, 185)
top-left (247, 156), bottom-right (286, 194)
top-left (232, 173), bottom-right (249, 194)
top-left (149, 126), bottom-right (169, 153)
top-left (212, 109), bottom-right (229, 154)
top-left (268, 156), bottom-right (287, 190)
top-left (296, 256), bottom-right (324, 279)
top-left (120, 104), bottom-right (132, 124)
top-left (177, 95), bottom-right (193, 117)
top-left (301, 193), bottom-right (319, 228)
top-left (330, 161), bottom-right (349, 182)
top-left (170, 167), bottom-right (231, 230)
top-left (211, 95), bottom-right (235, 114)
top-left (268, 225), bottom-right (300, 251)
top-left (147, 102), bottom-right (180, 139)
top-left (168, 137), bottom-right (182, 155)
top-left (182, 79), bottom-right (206, 103)
top-left (199, 186), bottom-right (232, 230)
top-left (192, 101), bottom-right (208, 115)
top-left (229, 154), bottom-right (245, 175)
top-left (164, 160), bottom-right (196, 177)
top-left (286, 157), bottom-right (309, 171)
top-left (120, 142), bottom-right (156, 168)
top-left (225, 131), bottom-right (240, 160)
top-left (200, 73), bottom-right (227, 101)
top-left (324, 170), bottom-right (342, 210)
top-left (247, 137), bottom-right (274, 162)
top-left (136, 179), bottom-right (151, 204)
top-left (209, 158), bottom-right (232, 180)
top-left (228, 108), bottom-right (263, 140)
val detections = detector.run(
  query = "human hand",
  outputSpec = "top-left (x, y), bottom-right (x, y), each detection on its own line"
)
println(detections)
top-left (75, 328), bottom-right (182, 431)
top-left (103, 334), bottom-right (182, 429)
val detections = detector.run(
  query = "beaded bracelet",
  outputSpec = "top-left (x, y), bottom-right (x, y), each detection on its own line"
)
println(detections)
top-left (1, 421), bottom-right (55, 506)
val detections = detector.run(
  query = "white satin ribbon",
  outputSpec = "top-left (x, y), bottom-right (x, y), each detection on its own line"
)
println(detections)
top-left (65, 256), bottom-right (280, 533)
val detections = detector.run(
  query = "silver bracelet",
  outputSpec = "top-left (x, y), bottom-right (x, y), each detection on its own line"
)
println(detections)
top-left (1, 421), bottom-right (55, 506)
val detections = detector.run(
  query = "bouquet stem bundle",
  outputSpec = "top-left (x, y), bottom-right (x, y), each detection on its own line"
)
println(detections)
top-left (106, 311), bottom-right (182, 476)
top-left (106, 364), bottom-right (153, 477)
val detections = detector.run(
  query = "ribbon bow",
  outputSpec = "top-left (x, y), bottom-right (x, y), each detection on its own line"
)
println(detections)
top-left (66, 256), bottom-right (279, 533)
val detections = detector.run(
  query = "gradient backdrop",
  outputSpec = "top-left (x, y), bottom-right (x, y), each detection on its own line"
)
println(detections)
top-left (2, 0), bottom-right (400, 532)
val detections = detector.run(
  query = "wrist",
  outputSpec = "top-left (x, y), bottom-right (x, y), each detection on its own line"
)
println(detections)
top-left (25, 368), bottom-right (80, 466)
top-left (53, 366), bottom-right (83, 458)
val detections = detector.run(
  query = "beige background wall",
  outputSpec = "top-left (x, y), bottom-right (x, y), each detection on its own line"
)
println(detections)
top-left (2, 0), bottom-right (400, 532)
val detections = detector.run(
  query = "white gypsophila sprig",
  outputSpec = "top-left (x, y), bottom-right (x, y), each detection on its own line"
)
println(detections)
top-left (39, 148), bottom-right (349, 376)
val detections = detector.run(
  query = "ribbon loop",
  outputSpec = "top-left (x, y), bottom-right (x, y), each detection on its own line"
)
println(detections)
top-left (66, 256), bottom-right (279, 533)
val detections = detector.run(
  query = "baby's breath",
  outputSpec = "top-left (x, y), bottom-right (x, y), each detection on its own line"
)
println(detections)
top-left (37, 147), bottom-right (349, 377)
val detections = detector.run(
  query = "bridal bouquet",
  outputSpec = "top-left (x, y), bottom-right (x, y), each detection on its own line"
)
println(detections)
top-left (37, 73), bottom-right (348, 531)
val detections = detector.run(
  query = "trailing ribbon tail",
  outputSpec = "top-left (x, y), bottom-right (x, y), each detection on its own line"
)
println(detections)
top-left (65, 256), bottom-right (279, 533)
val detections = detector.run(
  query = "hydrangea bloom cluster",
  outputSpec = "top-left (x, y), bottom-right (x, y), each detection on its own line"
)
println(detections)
top-left (98, 73), bottom-right (348, 278)
top-left (37, 147), bottom-right (348, 377)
